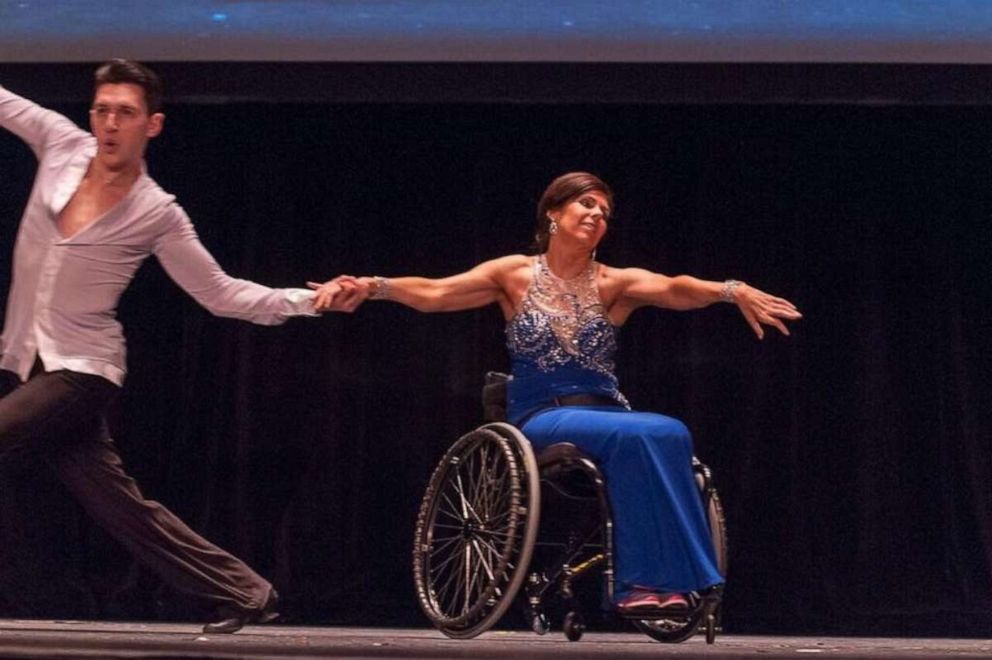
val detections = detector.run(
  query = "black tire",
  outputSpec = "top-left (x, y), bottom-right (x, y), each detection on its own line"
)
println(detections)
top-left (563, 611), bottom-right (585, 642)
top-left (632, 607), bottom-right (705, 644)
top-left (708, 489), bottom-right (728, 577)
top-left (413, 423), bottom-right (540, 638)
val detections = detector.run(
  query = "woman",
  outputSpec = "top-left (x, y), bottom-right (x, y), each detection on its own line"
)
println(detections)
top-left (311, 172), bottom-right (801, 612)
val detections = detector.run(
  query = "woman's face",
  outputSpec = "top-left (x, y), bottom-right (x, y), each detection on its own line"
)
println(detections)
top-left (550, 190), bottom-right (611, 249)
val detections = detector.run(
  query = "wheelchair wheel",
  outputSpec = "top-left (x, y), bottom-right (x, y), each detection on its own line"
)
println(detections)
top-left (413, 423), bottom-right (540, 638)
top-left (708, 489), bottom-right (728, 576)
top-left (633, 470), bottom-right (728, 643)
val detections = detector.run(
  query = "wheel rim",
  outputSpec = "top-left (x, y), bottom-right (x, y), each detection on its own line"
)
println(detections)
top-left (415, 428), bottom-right (524, 628)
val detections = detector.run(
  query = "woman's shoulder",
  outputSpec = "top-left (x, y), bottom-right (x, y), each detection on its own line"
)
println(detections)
top-left (485, 253), bottom-right (533, 272)
top-left (596, 262), bottom-right (657, 282)
top-left (595, 261), bottom-right (630, 281)
top-left (595, 263), bottom-right (657, 308)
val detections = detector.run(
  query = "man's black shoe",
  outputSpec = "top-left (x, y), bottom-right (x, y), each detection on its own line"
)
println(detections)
top-left (203, 590), bottom-right (280, 634)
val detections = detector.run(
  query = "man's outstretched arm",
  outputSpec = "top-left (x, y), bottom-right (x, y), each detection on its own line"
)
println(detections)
top-left (0, 85), bottom-right (88, 159)
top-left (153, 206), bottom-right (322, 324)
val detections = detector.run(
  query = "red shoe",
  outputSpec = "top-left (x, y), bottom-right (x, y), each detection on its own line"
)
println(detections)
top-left (615, 590), bottom-right (688, 614)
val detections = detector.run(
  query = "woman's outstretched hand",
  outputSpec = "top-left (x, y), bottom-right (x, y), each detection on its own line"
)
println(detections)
top-left (307, 275), bottom-right (370, 313)
top-left (731, 284), bottom-right (802, 339)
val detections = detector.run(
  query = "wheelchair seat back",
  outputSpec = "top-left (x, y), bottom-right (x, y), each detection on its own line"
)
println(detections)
top-left (482, 371), bottom-right (510, 423)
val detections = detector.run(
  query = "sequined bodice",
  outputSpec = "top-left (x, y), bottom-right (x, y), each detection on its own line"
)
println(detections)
top-left (504, 255), bottom-right (629, 424)
top-left (506, 255), bottom-right (622, 387)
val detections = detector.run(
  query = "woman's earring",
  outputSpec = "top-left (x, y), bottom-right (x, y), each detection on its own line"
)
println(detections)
top-left (549, 219), bottom-right (559, 235)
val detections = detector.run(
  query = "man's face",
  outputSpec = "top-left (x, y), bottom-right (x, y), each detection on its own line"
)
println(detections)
top-left (89, 83), bottom-right (163, 171)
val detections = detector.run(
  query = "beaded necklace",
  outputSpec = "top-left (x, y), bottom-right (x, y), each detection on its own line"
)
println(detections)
top-left (524, 253), bottom-right (605, 358)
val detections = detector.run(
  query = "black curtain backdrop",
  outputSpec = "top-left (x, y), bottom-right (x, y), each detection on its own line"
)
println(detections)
top-left (0, 99), bottom-right (989, 636)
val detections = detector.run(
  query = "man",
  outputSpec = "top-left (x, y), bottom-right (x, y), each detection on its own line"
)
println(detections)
top-left (0, 60), bottom-right (338, 633)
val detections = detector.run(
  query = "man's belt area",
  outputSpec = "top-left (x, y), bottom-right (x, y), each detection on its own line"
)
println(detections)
top-left (551, 393), bottom-right (623, 408)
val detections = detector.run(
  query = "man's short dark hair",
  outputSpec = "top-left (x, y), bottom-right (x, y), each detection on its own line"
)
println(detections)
top-left (94, 59), bottom-right (163, 114)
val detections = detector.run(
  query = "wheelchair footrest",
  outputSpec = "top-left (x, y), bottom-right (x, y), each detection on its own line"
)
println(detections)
top-left (614, 605), bottom-right (693, 620)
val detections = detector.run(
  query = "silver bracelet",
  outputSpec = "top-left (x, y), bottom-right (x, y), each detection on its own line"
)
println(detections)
top-left (720, 279), bottom-right (741, 303)
top-left (370, 276), bottom-right (391, 300)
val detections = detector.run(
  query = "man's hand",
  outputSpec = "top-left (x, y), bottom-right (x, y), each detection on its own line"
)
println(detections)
top-left (307, 275), bottom-right (370, 313)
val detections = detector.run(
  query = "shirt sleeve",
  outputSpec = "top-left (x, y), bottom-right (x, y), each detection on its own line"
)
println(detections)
top-left (152, 204), bottom-right (318, 325)
top-left (0, 85), bottom-right (88, 160)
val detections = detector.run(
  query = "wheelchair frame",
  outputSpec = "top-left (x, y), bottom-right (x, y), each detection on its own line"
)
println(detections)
top-left (412, 375), bottom-right (726, 643)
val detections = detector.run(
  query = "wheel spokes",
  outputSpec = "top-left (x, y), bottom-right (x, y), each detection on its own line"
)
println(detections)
top-left (416, 428), bottom-right (530, 629)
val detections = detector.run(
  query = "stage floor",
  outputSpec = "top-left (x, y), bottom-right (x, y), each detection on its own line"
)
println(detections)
top-left (0, 620), bottom-right (989, 659)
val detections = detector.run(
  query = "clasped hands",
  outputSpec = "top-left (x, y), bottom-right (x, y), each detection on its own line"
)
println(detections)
top-left (307, 275), bottom-right (370, 313)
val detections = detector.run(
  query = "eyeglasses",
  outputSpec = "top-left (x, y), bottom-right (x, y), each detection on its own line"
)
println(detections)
top-left (89, 104), bottom-right (144, 124)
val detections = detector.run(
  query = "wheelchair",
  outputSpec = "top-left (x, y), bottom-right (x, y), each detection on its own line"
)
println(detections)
top-left (412, 373), bottom-right (727, 643)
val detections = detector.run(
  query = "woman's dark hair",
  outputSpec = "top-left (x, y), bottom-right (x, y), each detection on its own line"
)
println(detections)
top-left (94, 59), bottom-right (163, 114)
top-left (533, 172), bottom-right (614, 253)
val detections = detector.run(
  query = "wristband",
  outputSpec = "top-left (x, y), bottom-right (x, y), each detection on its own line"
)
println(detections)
top-left (720, 279), bottom-right (741, 303)
top-left (370, 276), bottom-right (391, 300)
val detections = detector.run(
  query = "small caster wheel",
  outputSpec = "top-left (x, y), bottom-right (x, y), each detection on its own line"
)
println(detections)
top-left (530, 611), bottom-right (550, 635)
top-left (705, 613), bottom-right (716, 644)
top-left (563, 611), bottom-right (585, 642)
